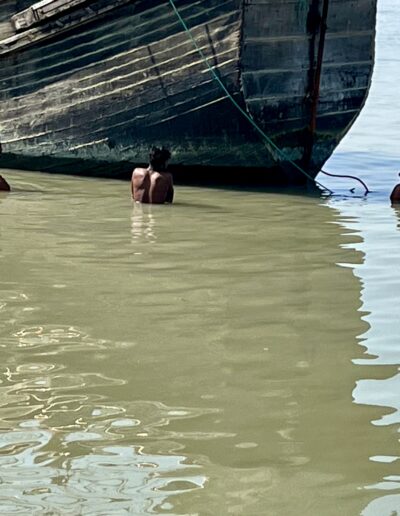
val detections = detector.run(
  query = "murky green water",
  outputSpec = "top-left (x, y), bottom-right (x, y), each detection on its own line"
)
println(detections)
top-left (2, 1), bottom-right (400, 513)
top-left (1, 171), bottom-right (399, 515)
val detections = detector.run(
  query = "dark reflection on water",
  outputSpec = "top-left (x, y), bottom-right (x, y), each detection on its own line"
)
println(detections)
top-left (1, 0), bottom-right (400, 512)
top-left (2, 170), bottom-right (399, 514)
top-left (327, 199), bottom-right (400, 516)
top-left (321, 2), bottom-right (400, 509)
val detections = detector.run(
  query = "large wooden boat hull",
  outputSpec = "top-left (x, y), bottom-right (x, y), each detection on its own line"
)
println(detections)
top-left (0, 0), bottom-right (377, 185)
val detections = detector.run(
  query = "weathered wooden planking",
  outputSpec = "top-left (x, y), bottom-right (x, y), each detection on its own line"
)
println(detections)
top-left (242, 0), bottom-right (376, 169)
top-left (0, 0), bottom-right (17, 39)
top-left (11, 0), bottom-right (92, 31)
top-left (0, 0), bottom-right (377, 184)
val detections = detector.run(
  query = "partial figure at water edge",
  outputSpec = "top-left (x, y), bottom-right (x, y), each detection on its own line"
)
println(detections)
top-left (390, 174), bottom-right (400, 204)
top-left (0, 175), bottom-right (10, 192)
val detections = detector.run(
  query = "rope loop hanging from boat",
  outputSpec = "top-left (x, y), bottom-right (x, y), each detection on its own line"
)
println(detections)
top-left (167, 0), bottom-right (334, 194)
top-left (320, 169), bottom-right (370, 194)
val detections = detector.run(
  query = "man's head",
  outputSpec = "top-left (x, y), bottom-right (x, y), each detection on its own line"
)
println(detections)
top-left (149, 147), bottom-right (171, 171)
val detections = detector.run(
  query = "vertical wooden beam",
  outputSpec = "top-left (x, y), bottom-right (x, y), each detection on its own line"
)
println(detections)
top-left (310, 0), bottom-right (330, 135)
top-left (303, 0), bottom-right (330, 168)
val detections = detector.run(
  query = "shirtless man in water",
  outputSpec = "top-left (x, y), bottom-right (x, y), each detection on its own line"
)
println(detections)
top-left (131, 147), bottom-right (174, 204)
top-left (0, 175), bottom-right (10, 192)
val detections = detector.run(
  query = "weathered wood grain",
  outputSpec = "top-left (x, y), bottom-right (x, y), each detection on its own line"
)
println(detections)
top-left (0, 0), bottom-right (377, 185)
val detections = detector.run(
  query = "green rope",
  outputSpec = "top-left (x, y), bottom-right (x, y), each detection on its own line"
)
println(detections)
top-left (168, 0), bottom-right (333, 194)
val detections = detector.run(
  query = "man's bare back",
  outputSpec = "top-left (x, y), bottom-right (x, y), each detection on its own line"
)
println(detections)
top-left (131, 147), bottom-right (173, 204)
top-left (131, 168), bottom-right (174, 204)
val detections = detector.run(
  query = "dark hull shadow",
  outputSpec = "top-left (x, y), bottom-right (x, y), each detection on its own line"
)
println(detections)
top-left (0, 152), bottom-right (322, 196)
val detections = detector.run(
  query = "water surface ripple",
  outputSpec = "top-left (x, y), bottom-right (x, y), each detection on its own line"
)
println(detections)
top-left (1, 0), bottom-right (400, 513)
top-left (0, 173), bottom-right (398, 515)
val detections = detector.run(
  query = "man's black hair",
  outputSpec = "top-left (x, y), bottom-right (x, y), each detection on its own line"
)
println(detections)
top-left (149, 147), bottom-right (171, 170)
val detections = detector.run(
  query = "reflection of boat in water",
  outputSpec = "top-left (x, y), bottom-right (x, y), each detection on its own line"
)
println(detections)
top-left (328, 199), bottom-right (400, 516)
top-left (2, 168), bottom-right (398, 513)
top-left (0, 0), bottom-right (377, 185)
top-left (96, 193), bottom-right (390, 513)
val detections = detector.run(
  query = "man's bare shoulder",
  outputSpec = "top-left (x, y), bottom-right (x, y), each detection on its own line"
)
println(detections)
top-left (132, 167), bottom-right (148, 177)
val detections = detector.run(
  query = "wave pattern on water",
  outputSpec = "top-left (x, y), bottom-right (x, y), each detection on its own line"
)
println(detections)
top-left (1, 2), bottom-right (400, 511)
